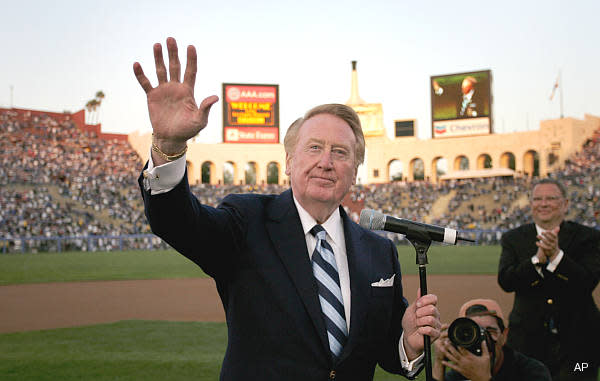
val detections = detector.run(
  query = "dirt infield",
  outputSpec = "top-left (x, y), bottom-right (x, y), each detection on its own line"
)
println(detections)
top-left (2, 275), bottom-right (599, 333)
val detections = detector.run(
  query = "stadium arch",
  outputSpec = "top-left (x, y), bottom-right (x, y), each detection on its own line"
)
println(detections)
top-left (201, 161), bottom-right (215, 184)
top-left (454, 155), bottom-right (470, 171)
top-left (409, 158), bottom-right (425, 181)
top-left (267, 162), bottom-right (280, 184)
top-left (500, 152), bottom-right (516, 170)
top-left (223, 162), bottom-right (235, 185)
top-left (431, 156), bottom-right (448, 183)
top-left (523, 150), bottom-right (540, 177)
top-left (245, 162), bottom-right (257, 185)
top-left (477, 154), bottom-right (492, 169)
top-left (388, 159), bottom-right (403, 181)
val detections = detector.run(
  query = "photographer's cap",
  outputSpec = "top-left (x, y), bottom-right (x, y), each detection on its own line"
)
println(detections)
top-left (459, 298), bottom-right (505, 322)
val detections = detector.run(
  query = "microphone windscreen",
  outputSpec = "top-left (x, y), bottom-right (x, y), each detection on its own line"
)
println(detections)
top-left (359, 209), bottom-right (385, 230)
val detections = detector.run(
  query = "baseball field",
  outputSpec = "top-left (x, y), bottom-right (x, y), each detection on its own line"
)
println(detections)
top-left (1, 246), bottom-right (598, 380)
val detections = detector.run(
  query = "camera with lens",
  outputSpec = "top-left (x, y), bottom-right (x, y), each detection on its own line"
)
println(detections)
top-left (448, 317), bottom-right (495, 358)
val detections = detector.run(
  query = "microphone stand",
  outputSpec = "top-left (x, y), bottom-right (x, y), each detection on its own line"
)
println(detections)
top-left (406, 235), bottom-right (433, 381)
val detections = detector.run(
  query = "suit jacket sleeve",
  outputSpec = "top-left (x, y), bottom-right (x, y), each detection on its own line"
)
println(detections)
top-left (138, 167), bottom-right (246, 279)
top-left (551, 223), bottom-right (600, 294)
top-left (498, 226), bottom-right (543, 292)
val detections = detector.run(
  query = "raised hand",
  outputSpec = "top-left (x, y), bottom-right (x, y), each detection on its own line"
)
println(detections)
top-left (133, 37), bottom-right (219, 163)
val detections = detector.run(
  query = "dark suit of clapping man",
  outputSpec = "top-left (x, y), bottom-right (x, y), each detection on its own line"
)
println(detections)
top-left (498, 178), bottom-right (600, 381)
top-left (133, 37), bottom-right (441, 380)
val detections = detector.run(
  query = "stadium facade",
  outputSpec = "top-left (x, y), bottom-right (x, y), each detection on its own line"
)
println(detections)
top-left (128, 63), bottom-right (600, 186)
top-left (8, 63), bottom-right (598, 187)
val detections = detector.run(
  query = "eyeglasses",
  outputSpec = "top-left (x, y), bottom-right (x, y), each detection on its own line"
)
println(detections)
top-left (531, 196), bottom-right (563, 203)
top-left (484, 326), bottom-right (500, 340)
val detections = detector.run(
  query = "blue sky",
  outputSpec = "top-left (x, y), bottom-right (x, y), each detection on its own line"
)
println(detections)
top-left (2, 0), bottom-right (598, 141)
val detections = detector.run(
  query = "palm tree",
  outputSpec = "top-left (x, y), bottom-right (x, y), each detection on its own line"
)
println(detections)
top-left (84, 91), bottom-right (105, 125)
top-left (94, 91), bottom-right (105, 125)
top-left (91, 99), bottom-right (100, 124)
top-left (85, 99), bottom-right (95, 124)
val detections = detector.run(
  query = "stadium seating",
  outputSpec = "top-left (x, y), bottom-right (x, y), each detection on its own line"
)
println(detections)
top-left (1, 109), bottom-right (598, 252)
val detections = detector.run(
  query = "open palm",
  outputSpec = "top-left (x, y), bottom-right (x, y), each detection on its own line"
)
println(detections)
top-left (133, 37), bottom-right (218, 145)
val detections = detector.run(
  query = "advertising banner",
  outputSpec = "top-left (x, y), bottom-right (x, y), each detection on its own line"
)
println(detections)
top-left (222, 83), bottom-right (279, 143)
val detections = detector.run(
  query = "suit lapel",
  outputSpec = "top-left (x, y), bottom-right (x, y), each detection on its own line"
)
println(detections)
top-left (338, 208), bottom-right (370, 363)
top-left (558, 221), bottom-right (576, 252)
top-left (265, 190), bottom-right (330, 354)
top-left (521, 223), bottom-right (539, 255)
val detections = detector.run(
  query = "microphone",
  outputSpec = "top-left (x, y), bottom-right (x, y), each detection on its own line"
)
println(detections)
top-left (359, 209), bottom-right (475, 245)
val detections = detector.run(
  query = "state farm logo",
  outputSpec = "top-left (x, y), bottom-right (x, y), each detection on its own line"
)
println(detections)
top-left (226, 128), bottom-right (239, 142)
top-left (227, 87), bottom-right (241, 101)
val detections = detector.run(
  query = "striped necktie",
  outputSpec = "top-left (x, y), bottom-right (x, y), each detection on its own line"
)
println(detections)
top-left (310, 224), bottom-right (348, 359)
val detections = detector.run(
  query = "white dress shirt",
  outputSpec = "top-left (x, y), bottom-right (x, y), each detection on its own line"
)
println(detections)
top-left (293, 196), bottom-right (351, 331)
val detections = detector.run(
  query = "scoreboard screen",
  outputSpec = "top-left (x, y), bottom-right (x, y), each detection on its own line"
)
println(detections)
top-left (222, 83), bottom-right (279, 143)
top-left (430, 70), bottom-right (493, 138)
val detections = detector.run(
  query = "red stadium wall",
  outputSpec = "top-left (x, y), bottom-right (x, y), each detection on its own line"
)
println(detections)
top-left (1, 107), bottom-right (128, 142)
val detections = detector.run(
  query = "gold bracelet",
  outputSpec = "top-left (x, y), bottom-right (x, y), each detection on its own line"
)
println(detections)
top-left (151, 135), bottom-right (187, 161)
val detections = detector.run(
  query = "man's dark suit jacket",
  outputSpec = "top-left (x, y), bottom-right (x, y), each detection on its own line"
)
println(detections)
top-left (498, 221), bottom-right (600, 372)
top-left (456, 90), bottom-right (486, 119)
top-left (139, 173), bottom-right (415, 380)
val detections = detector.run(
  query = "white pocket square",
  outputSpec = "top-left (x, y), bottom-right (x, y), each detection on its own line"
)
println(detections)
top-left (371, 274), bottom-right (395, 287)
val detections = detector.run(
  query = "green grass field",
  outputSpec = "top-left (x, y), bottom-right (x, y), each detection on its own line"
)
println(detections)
top-left (3, 246), bottom-right (596, 380)
top-left (0, 320), bottom-right (430, 381)
top-left (0, 250), bottom-right (207, 285)
top-left (0, 246), bottom-right (500, 380)
top-left (0, 245), bottom-right (500, 285)
top-left (0, 321), bottom-right (227, 381)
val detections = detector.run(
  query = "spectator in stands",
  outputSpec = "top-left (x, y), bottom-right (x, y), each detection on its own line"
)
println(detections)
top-left (2, 102), bottom-right (599, 251)
top-left (498, 178), bottom-right (600, 381)
top-left (433, 298), bottom-right (551, 381)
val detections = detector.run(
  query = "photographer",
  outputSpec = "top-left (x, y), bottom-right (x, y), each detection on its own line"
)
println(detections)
top-left (433, 299), bottom-right (551, 381)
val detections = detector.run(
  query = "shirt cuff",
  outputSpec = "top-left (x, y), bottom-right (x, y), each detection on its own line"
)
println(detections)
top-left (546, 249), bottom-right (564, 272)
top-left (142, 147), bottom-right (187, 195)
top-left (398, 331), bottom-right (424, 372)
top-left (531, 255), bottom-right (544, 276)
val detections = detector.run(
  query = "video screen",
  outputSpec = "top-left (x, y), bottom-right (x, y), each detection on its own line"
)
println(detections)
top-left (430, 70), bottom-right (492, 138)
top-left (431, 70), bottom-right (491, 121)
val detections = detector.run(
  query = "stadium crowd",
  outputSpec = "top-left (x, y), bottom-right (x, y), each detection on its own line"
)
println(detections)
top-left (1, 109), bottom-right (599, 252)
top-left (0, 110), bottom-right (148, 251)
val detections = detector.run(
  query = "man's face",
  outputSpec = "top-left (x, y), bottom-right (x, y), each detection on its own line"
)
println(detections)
top-left (461, 78), bottom-right (474, 94)
top-left (470, 315), bottom-right (506, 365)
top-left (285, 113), bottom-right (357, 216)
top-left (531, 183), bottom-right (568, 228)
